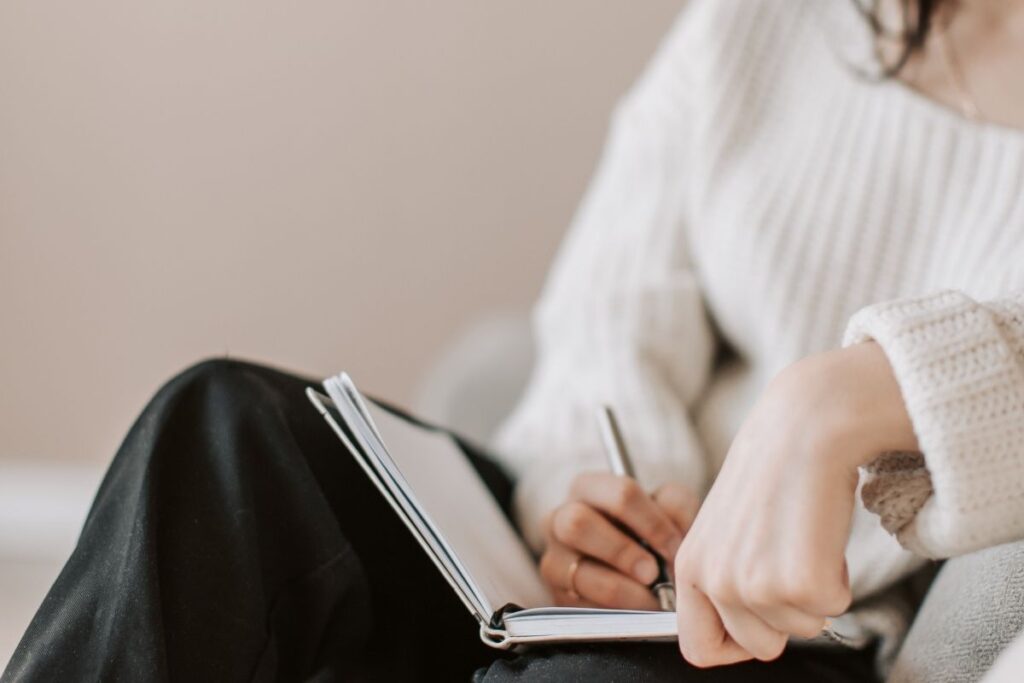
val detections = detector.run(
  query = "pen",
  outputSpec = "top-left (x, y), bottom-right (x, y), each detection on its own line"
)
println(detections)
top-left (596, 406), bottom-right (854, 644)
top-left (595, 405), bottom-right (676, 612)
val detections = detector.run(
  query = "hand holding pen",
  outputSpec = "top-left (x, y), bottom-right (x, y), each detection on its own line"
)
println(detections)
top-left (538, 407), bottom-right (699, 612)
top-left (595, 405), bottom-right (677, 611)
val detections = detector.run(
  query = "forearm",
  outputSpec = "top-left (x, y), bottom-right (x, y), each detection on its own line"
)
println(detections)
top-left (766, 342), bottom-right (920, 473)
top-left (828, 341), bottom-right (920, 464)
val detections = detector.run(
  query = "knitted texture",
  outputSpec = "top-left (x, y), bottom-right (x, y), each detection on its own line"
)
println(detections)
top-left (860, 452), bottom-right (933, 537)
top-left (845, 290), bottom-right (1024, 558)
top-left (489, 0), bottom-right (1024, 658)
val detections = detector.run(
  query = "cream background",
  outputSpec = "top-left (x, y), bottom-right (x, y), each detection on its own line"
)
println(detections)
top-left (0, 1), bottom-right (684, 465)
top-left (1, 1), bottom-right (684, 667)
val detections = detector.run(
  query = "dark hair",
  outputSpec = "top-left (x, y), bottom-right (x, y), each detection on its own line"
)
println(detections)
top-left (854, 0), bottom-right (947, 75)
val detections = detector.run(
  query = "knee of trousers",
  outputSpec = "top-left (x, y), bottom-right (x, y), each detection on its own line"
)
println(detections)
top-left (83, 356), bottom-right (335, 543)
top-left (78, 358), bottom-right (303, 549)
top-left (171, 356), bottom-right (275, 392)
top-left (127, 357), bottom-right (301, 473)
top-left (160, 357), bottom-right (287, 412)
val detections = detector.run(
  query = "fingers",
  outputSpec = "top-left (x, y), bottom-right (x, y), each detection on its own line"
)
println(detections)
top-left (539, 475), bottom-right (700, 611)
top-left (574, 558), bottom-right (660, 611)
top-left (539, 540), bottom-right (575, 594)
top-left (748, 601), bottom-right (827, 640)
top-left (551, 588), bottom-right (599, 609)
top-left (764, 557), bottom-right (853, 619)
top-left (711, 598), bottom-right (788, 662)
top-left (676, 581), bottom-right (752, 668)
top-left (549, 501), bottom-right (660, 584)
top-left (540, 541), bottom-right (659, 610)
top-left (570, 472), bottom-right (682, 559)
top-left (738, 568), bottom-right (835, 639)
top-left (676, 572), bottom-right (845, 666)
top-left (653, 482), bottom-right (700, 534)
top-left (674, 550), bottom-right (849, 666)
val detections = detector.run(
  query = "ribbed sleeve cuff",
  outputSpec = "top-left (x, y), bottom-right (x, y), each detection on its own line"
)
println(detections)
top-left (844, 290), bottom-right (1024, 558)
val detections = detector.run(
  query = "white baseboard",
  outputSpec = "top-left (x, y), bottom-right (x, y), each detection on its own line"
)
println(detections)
top-left (0, 460), bottom-right (104, 561)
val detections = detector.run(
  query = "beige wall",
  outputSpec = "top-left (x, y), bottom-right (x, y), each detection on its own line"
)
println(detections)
top-left (0, 1), bottom-right (683, 464)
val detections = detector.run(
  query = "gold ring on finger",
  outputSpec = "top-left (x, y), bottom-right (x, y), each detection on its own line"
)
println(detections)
top-left (566, 557), bottom-right (582, 600)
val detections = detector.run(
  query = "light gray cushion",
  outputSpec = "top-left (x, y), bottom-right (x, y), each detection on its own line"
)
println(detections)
top-left (888, 540), bottom-right (1024, 682)
top-left (414, 313), bottom-right (534, 446)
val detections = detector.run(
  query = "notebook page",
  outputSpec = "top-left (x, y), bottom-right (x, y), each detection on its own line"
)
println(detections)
top-left (358, 396), bottom-right (552, 612)
top-left (309, 386), bottom-right (487, 621)
top-left (504, 607), bottom-right (676, 641)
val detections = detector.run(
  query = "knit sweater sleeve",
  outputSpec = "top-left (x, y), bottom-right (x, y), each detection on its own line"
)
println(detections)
top-left (843, 289), bottom-right (1024, 559)
top-left (489, 8), bottom-right (716, 552)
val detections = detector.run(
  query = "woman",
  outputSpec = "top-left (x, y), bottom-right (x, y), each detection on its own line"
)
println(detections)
top-left (5, 0), bottom-right (1024, 680)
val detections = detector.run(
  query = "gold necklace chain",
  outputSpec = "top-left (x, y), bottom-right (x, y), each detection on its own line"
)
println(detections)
top-left (933, 11), bottom-right (983, 121)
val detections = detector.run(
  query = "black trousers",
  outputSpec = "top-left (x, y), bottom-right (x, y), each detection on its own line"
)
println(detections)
top-left (3, 360), bottom-right (879, 682)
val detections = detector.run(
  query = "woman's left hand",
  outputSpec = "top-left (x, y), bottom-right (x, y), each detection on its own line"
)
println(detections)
top-left (673, 342), bottom-right (919, 667)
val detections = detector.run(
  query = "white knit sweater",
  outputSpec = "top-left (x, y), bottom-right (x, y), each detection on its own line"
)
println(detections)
top-left (491, 0), bottom-right (1024, 655)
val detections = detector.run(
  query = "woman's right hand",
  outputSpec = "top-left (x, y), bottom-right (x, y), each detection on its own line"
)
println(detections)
top-left (539, 472), bottom-right (698, 610)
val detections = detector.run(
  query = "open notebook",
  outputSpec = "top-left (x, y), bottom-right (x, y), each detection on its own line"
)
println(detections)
top-left (306, 372), bottom-right (677, 649)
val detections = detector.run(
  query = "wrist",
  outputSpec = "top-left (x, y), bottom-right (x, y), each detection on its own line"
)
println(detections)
top-left (794, 343), bottom-right (919, 469)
